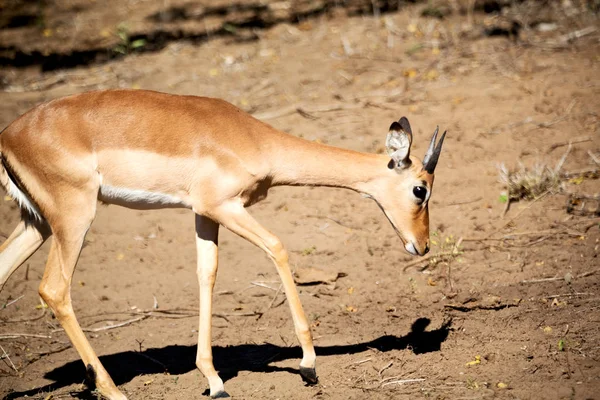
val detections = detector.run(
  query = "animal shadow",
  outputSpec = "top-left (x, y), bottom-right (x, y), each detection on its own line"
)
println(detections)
top-left (4, 317), bottom-right (451, 399)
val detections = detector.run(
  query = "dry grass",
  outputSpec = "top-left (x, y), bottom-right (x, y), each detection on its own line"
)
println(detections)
top-left (499, 162), bottom-right (562, 201)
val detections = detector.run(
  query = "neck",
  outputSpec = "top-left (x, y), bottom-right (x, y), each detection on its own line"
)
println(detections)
top-left (267, 133), bottom-right (388, 194)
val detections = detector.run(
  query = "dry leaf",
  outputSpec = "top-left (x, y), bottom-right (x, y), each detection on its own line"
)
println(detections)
top-left (425, 70), bottom-right (439, 81)
top-left (465, 355), bottom-right (481, 366)
top-left (403, 68), bottom-right (417, 78)
top-left (568, 176), bottom-right (584, 185)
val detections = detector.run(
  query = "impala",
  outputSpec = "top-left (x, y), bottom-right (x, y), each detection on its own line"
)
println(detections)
top-left (0, 89), bottom-right (445, 399)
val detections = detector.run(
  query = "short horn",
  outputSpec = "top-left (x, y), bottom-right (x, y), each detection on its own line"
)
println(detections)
top-left (422, 126), bottom-right (438, 167)
top-left (423, 129), bottom-right (446, 174)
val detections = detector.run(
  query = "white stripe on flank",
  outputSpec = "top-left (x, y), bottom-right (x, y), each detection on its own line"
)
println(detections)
top-left (98, 184), bottom-right (190, 209)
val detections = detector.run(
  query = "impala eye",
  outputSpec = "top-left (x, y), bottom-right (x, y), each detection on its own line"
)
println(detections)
top-left (413, 186), bottom-right (427, 202)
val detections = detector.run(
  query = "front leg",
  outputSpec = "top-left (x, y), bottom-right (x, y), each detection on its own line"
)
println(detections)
top-left (211, 201), bottom-right (318, 384)
top-left (195, 215), bottom-right (228, 398)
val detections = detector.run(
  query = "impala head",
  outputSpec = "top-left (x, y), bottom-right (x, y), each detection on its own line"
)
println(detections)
top-left (374, 117), bottom-right (446, 256)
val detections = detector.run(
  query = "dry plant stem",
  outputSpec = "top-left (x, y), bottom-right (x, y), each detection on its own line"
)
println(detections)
top-left (524, 268), bottom-right (600, 283)
top-left (381, 378), bottom-right (425, 387)
top-left (267, 284), bottom-right (283, 310)
top-left (251, 281), bottom-right (279, 291)
top-left (50, 315), bottom-right (149, 334)
top-left (554, 142), bottom-right (572, 174)
top-left (501, 183), bottom-right (511, 219)
top-left (378, 361), bottom-right (393, 376)
top-left (558, 26), bottom-right (598, 44)
top-left (29, 344), bottom-right (72, 357)
top-left (463, 227), bottom-right (586, 243)
top-left (588, 150), bottom-right (600, 166)
top-left (563, 167), bottom-right (600, 178)
top-left (0, 333), bottom-right (51, 340)
top-left (546, 292), bottom-right (593, 299)
top-left (48, 309), bottom-right (262, 335)
top-left (489, 190), bottom-right (551, 238)
top-left (345, 357), bottom-right (372, 368)
top-left (444, 196), bottom-right (482, 206)
top-left (305, 214), bottom-right (366, 231)
top-left (547, 136), bottom-right (591, 153)
top-left (532, 100), bottom-right (576, 131)
top-left (3, 295), bottom-right (25, 308)
top-left (0, 344), bottom-right (17, 373)
top-left (402, 251), bottom-right (456, 271)
top-left (403, 238), bottom-right (462, 271)
top-left (447, 262), bottom-right (455, 293)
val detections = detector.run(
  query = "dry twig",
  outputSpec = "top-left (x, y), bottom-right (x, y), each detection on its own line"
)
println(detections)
top-left (489, 190), bottom-right (551, 237)
top-left (0, 333), bottom-right (51, 340)
top-left (378, 361), bottom-right (393, 376)
top-left (0, 345), bottom-right (17, 373)
top-left (402, 250), bottom-right (457, 272)
top-left (588, 151), bottom-right (600, 166)
top-left (545, 292), bottom-right (594, 299)
top-left (547, 136), bottom-right (591, 153)
top-left (2, 295), bottom-right (25, 308)
top-left (305, 214), bottom-right (366, 231)
top-left (345, 357), bottom-right (372, 368)
top-left (267, 284), bottom-right (283, 310)
top-left (251, 282), bottom-right (279, 291)
top-left (381, 378), bottom-right (425, 387)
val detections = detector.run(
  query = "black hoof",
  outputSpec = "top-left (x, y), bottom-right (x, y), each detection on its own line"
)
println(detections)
top-left (85, 364), bottom-right (97, 389)
top-left (211, 390), bottom-right (230, 399)
top-left (299, 366), bottom-right (318, 385)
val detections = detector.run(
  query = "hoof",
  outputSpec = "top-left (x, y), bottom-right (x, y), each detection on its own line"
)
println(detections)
top-left (211, 390), bottom-right (230, 399)
top-left (299, 366), bottom-right (318, 385)
top-left (85, 364), bottom-right (97, 389)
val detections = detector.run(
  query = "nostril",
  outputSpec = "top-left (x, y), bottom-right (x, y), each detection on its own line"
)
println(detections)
top-left (424, 244), bottom-right (430, 255)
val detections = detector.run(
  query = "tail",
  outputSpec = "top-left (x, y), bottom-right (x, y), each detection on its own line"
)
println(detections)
top-left (0, 150), bottom-right (44, 223)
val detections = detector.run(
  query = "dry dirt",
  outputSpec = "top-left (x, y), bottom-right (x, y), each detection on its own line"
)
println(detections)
top-left (1, 1), bottom-right (600, 399)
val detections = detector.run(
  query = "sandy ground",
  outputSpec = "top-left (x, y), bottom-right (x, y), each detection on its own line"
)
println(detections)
top-left (1, 1), bottom-right (600, 399)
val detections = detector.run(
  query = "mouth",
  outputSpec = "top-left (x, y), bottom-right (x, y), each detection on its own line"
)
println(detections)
top-left (404, 242), bottom-right (419, 256)
top-left (391, 227), bottom-right (421, 256)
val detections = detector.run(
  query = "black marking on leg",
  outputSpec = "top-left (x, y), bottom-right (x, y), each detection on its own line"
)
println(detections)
top-left (85, 364), bottom-right (97, 389)
top-left (211, 390), bottom-right (231, 398)
top-left (299, 366), bottom-right (318, 384)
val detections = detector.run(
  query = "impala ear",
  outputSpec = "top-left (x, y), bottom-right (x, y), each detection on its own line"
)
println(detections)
top-left (386, 117), bottom-right (413, 170)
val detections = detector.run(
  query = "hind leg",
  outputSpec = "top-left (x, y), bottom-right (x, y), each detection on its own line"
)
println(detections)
top-left (39, 195), bottom-right (127, 400)
top-left (0, 219), bottom-right (50, 291)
